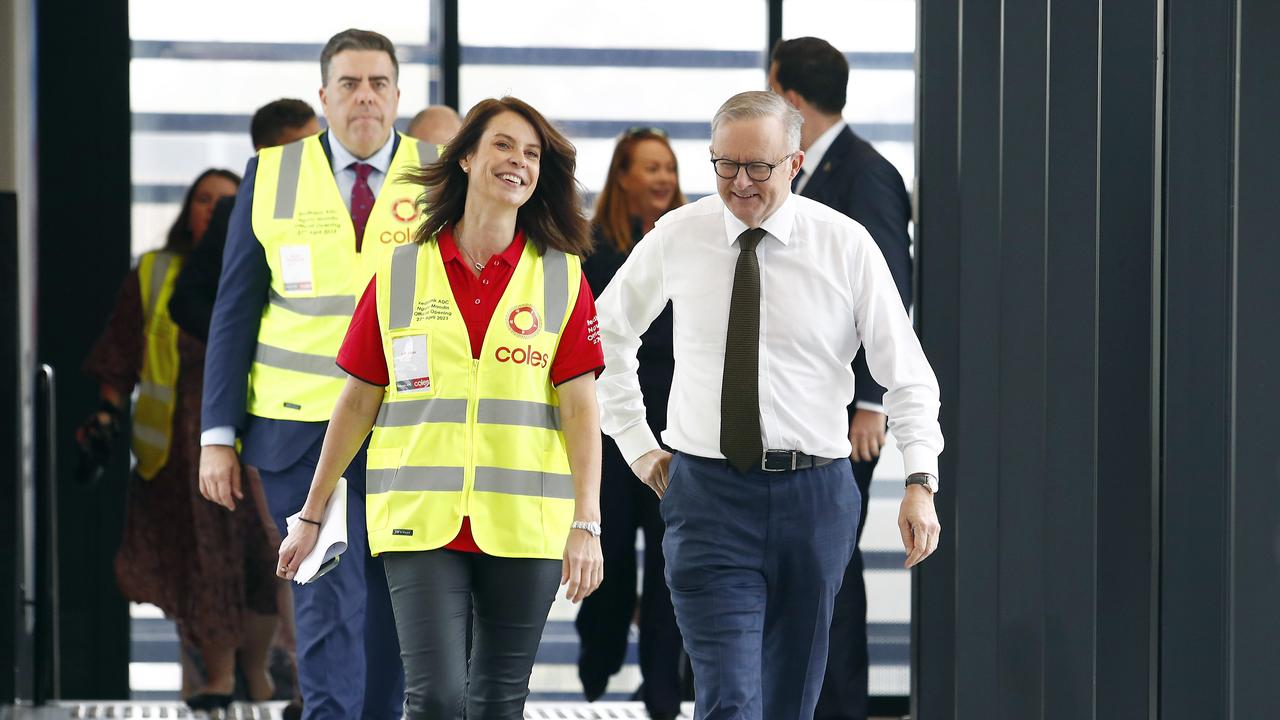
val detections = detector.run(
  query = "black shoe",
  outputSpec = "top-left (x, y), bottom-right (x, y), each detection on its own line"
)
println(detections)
top-left (281, 700), bottom-right (303, 720)
top-left (185, 693), bottom-right (233, 712)
top-left (581, 674), bottom-right (608, 702)
top-left (648, 712), bottom-right (679, 720)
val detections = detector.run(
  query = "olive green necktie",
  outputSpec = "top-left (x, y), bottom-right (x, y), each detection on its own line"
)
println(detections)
top-left (720, 227), bottom-right (767, 472)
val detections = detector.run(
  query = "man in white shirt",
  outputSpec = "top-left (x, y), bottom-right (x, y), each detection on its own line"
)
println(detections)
top-left (596, 90), bottom-right (943, 720)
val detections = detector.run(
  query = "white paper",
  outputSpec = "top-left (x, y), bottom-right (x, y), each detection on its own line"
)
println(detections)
top-left (280, 245), bottom-right (314, 292)
top-left (285, 477), bottom-right (347, 585)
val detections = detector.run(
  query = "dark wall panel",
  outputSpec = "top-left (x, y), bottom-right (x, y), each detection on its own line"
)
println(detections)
top-left (35, 0), bottom-right (132, 699)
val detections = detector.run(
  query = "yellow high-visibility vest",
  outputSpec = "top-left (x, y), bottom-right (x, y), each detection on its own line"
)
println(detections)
top-left (133, 250), bottom-right (183, 480)
top-left (248, 132), bottom-right (438, 421)
top-left (366, 238), bottom-right (583, 559)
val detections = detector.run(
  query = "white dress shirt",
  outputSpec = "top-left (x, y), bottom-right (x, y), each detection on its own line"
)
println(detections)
top-left (200, 131), bottom-right (398, 448)
top-left (793, 120), bottom-right (846, 195)
top-left (595, 193), bottom-right (944, 482)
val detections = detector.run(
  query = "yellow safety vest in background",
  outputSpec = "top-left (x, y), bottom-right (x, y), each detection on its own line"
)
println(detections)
top-left (366, 238), bottom-right (582, 559)
top-left (133, 250), bottom-right (183, 480)
top-left (248, 132), bottom-right (439, 421)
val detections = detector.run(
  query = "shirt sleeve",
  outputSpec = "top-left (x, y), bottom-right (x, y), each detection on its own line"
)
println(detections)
top-left (336, 277), bottom-right (390, 386)
top-left (595, 226), bottom-right (672, 464)
top-left (549, 274), bottom-right (605, 386)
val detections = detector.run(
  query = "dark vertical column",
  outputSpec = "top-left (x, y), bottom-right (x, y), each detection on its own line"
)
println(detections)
top-left (1230, 0), bottom-right (1280, 716)
top-left (767, 0), bottom-right (783, 55)
top-left (912, 0), bottom-right (959, 714)
top-left (1095, 1), bottom-right (1163, 718)
top-left (1160, 0), bottom-right (1235, 717)
top-left (1043, 0), bottom-right (1101, 715)
top-left (35, 0), bottom-right (132, 699)
top-left (1, 191), bottom-right (17, 704)
top-left (994, 1), bottom-right (1050, 716)
top-left (440, 0), bottom-right (460, 111)
top-left (952, 0), bottom-right (1004, 717)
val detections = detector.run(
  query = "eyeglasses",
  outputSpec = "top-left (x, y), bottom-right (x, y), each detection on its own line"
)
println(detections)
top-left (710, 153), bottom-right (795, 182)
top-left (623, 126), bottom-right (668, 138)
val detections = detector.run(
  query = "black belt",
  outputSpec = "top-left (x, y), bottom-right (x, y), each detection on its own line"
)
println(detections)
top-left (684, 450), bottom-right (838, 472)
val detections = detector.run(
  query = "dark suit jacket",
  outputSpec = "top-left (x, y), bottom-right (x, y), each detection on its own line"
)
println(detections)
top-left (169, 195), bottom-right (234, 342)
top-left (798, 124), bottom-right (913, 410)
top-left (201, 131), bottom-right (400, 472)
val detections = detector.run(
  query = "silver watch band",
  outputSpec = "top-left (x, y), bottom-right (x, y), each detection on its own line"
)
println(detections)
top-left (570, 520), bottom-right (602, 537)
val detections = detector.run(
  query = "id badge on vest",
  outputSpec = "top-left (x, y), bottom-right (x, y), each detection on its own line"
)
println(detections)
top-left (280, 245), bottom-right (314, 293)
top-left (392, 334), bottom-right (433, 394)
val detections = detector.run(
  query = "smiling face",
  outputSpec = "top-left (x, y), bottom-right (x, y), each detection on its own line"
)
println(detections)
top-left (620, 138), bottom-right (678, 222)
top-left (319, 49), bottom-right (400, 158)
top-left (188, 173), bottom-right (239, 244)
top-left (711, 115), bottom-right (803, 228)
top-left (462, 111), bottom-right (542, 210)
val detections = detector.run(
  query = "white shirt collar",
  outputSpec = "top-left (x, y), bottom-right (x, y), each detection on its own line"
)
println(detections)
top-left (721, 192), bottom-right (798, 247)
top-left (800, 120), bottom-right (846, 177)
top-left (329, 130), bottom-right (396, 176)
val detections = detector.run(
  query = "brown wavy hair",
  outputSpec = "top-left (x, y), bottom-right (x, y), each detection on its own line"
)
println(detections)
top-left (404, 97), bottom-right (591, 256)
top-left (593, 129), bottom-right (686, 253)
top-left (164, 168), bottom-right (241, 255)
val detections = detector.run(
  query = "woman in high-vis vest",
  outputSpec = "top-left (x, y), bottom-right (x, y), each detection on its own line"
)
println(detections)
top-left (81, 169), bottom-right (285, 710)
top-left (277, 97), bottom-right (604, 719)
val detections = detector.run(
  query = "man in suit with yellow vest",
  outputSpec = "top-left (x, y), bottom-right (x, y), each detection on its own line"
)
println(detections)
top-left (199, 29), bottom-right (433, 719)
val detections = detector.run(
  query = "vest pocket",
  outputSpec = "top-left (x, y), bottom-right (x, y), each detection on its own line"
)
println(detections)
top-left (365, 447), bottom-right (404, 532)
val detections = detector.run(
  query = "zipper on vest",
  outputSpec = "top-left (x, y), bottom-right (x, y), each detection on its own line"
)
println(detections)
top-left (461, 358), bottom-right (480, 515)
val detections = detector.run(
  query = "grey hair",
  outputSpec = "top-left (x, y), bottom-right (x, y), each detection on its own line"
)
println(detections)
top-left (711, 90), bottom-right (804, 152)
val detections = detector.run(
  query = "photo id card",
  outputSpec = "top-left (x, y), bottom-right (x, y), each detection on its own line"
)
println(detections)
top-left (280, 245), bottom-right (314, 292)
top-left (392, 334), bottom-right (432, 393)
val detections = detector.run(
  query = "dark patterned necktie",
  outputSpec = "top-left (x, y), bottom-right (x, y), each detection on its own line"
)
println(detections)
top-left (720, 227), bottom-right (767, 472)
top-left (350, 162), bottom-right (375, 252)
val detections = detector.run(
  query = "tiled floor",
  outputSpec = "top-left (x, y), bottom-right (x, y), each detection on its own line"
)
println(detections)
top-left (130, 435), bottom-right (914, 709)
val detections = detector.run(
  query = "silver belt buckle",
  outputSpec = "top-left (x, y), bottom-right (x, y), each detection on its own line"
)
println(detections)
top-left (761, 450), bottom-right (797, 472)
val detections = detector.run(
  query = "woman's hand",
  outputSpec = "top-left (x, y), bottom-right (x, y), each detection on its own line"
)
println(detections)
top-left (561, 527), bottom-right (604, 603)
top-left (277, 522), bottom-right (320, 581)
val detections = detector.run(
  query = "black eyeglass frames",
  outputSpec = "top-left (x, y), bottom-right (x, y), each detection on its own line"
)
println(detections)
top-left (710, 153), bottom-right (796, 182)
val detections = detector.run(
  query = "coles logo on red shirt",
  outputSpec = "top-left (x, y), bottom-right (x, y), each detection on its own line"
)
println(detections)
top-left (506, 304), bottom-right (541, 337)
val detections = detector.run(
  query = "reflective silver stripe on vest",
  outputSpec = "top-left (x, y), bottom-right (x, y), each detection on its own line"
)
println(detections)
top-left (132, 423), bottom-right (169, 449)
top-left (476, 399), bottom-right (561, 430)
top-left (473, 467), bottom-right (574, 500)
top-left (137, 380), bottom-right (175, 404)
top-left (269, 288), bottom-right (356, 317)
top-left (375, 397), bottom-right (468, 427)
top-left (143, 252), bottom-right (173, 327)
top-left (254, 344), bottom-right (346, 378)
top-left (542, 249), bottom-right (568, 334)
top-left (416, 140), bottom-right (439, 165)
top-left (389, 243), bottom-right (420, 330)
top-left (367, 465), bottom-right (466, 495)
top-left (273, 140), bottom-right (306, 219)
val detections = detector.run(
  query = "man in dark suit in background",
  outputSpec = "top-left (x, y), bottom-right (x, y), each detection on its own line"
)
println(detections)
top-left (169, 99), bottom-right (319, 341)
top-left (769, 36), bottom-right (915, 720)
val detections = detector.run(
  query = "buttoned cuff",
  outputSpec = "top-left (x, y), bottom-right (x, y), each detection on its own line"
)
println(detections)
top-left (901, 445), bottom-right (940, 490)
top-left (612, 421), bottom-right (662, 467)
top-left (200, 426), bottom-right (237, 447)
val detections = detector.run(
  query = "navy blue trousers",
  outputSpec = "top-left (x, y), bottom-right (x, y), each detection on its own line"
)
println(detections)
top-left (662, 452), bottom-right (860, 720)
top-left (260, 435), bottom-right (405, 720)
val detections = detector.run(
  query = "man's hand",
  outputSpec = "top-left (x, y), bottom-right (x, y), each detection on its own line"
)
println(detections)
top-left (199, 444), bottom-right (243, 511)
top-left (898, 485), bottom-right (941, 567)
top-left (849, 409), bottom-right (887, 463)
top-left (629, 448), bottom-right (674, 498)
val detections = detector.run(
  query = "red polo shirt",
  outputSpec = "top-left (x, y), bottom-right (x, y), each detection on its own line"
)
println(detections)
top-left (336, 225), bottom-right (603, 553)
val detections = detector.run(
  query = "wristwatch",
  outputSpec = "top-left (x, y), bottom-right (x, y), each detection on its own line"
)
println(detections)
top-left (570, 520), bottom-right (602, 537)
top-left (905, 472), bottom-right (938, 494)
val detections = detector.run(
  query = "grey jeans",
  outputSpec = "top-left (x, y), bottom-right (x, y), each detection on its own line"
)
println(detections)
top-left (382, 549), bottom-right (561, 720)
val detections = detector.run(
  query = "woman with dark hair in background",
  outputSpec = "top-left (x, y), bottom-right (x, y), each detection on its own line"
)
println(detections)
top-left (277, 97), bottom-right (604, 720)
top-left (575, 128), bottom-right (686, 720)
top-left (79, 168), bottom-right (284, 711)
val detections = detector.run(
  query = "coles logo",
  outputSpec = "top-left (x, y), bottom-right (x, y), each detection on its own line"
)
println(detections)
top-left (391, 198), bottom-right (419, 223)
top-left (506, 304), bottom-right (541, 337)
top-left (495, 345), bottom-right (550, 368)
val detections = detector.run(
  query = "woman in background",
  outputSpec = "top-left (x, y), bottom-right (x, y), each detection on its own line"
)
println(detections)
top-left (79, 168), bottom-right (282, 711)
top-left (575, 128), bottom-right (687, 720)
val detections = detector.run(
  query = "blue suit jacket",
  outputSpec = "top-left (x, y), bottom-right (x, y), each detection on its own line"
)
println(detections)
top-left (201, 131), bottom-right (400, 472)
top-left (798, 125), bottom-right (913, 410)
